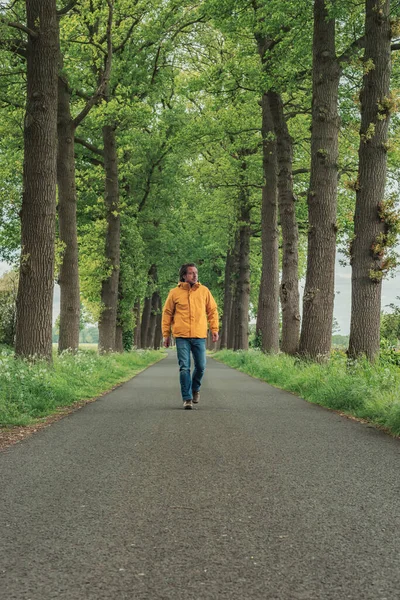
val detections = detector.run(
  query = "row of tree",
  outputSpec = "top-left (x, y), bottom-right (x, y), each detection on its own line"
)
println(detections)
top-left (0, 0), bottom-right (399, 362)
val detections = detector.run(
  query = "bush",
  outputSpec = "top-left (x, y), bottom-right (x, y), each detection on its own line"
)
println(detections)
top-left (0, 271), bottom-right (18, 346)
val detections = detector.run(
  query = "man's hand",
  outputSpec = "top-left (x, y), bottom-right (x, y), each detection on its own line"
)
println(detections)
top-left (163, 336), bottom-right (171, 348)
top-left (212, 332), bottom-right (219, 343)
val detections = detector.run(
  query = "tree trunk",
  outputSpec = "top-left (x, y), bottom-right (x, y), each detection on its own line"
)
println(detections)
top-left (154, 300), bottom-right (162, 349)
top-left (227, 234), bottom-right (240, 349)
top-left (57, 74), bottom-right (80, 353)
top-left (269, 90), bottom-right (300, 355)
top-left (98, 124), bottom-right (120, 353)
top-left (115, 278), bottom-right (124, 353)
top-left (256, 92), bottom-right (279, 353)
top-left (115, 325), bottom-right (124, 352)
top-left (15, 0), bottom-right (58, 361)
top-left (234, 196), bottom-right (251, 351)
top-left (140, 295), bottom-right (152, 348)
top-left (133, 299), bottom-right (141, 348)
top-left (140, 264), bottom-right (156, 348)
top-left (148, 291), bottom-right (160, 349)
top-left (299, 0), bottom-right (340, 359)
top-left (348, 0), bottom-right (392, 361)
top-left (220, 249), bottom-right (234, 350)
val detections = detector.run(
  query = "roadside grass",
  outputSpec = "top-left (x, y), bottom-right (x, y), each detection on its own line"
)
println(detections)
top-left (213, 349), bottom-right (400, 437)
top-left (0, 346), bottom-right (165, 427)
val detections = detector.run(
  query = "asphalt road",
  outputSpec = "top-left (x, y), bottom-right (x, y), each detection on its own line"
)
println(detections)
top-left (1, 351), bottom-right (399, 600)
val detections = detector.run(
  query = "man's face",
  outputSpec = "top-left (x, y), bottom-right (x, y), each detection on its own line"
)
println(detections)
top-left (184, 266), bottom-right (198, 285)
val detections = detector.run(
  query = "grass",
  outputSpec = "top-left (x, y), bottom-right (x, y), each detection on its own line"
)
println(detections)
top-left (0, 346), bottom-right (165, 427)
top-left (213, 349), bottom-right (400, 437)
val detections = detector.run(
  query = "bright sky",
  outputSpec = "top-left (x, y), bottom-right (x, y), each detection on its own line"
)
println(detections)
top-left (1, 259), bottom-right (399, 334)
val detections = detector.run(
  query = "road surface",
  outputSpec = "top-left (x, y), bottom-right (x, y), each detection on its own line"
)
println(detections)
top-left (1, 351), bottom-right (399, 599)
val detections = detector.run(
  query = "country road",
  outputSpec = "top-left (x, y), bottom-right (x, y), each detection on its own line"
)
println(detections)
top-left (1, 351), bottom-right (399, 600)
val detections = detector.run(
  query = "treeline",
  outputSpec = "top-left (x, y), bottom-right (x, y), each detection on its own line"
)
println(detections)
top-left (0, 0), bottom-right (399, 362)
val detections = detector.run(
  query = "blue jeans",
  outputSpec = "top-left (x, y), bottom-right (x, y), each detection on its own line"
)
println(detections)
top-left (175, 338), bottom-right (206, 401)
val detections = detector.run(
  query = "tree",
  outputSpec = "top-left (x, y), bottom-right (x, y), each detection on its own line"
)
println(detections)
top-left (57, 0), bottom-right (113, 353)
top-left (14, 0), bottom-right (59, 361)
top-left (269, 90), bottom-right (301, 354)
top-left (255, 91), bottom-right (279, 353)
top-left (348, 0), bottom-right (392, 360)
top-left (298, 0), bottom-right (340, 359)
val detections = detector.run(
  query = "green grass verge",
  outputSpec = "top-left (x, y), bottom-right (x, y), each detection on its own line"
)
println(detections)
top-left (0, 347), bottom-right (165, 427)
top-left (213, 349), bottom-right (400, 437)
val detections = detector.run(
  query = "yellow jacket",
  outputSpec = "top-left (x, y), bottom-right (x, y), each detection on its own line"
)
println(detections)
top-left (162, 282), bottom-right (219, 339)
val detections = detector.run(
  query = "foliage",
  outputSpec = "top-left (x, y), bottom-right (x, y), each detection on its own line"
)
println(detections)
top-left (0, 347), bottom-right (164, 426)
top-left (0, 270), bottom-right (18, 346)
top-left (380, 297), bottom-right (400, 346)
top-left (213, 349), bottom-right (400, 436)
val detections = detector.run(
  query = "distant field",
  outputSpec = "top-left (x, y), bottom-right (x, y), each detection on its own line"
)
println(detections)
top-left (52, 343), bottom-right (98, 350)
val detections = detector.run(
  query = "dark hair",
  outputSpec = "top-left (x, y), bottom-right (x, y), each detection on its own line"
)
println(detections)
top-left (179, 263), bottom-right (197, 282)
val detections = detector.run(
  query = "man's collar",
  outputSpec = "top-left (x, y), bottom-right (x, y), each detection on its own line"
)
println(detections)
top-left (178, 282), bottom-right (200, 289)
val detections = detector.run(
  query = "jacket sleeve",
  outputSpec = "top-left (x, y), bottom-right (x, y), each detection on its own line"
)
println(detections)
top-left (162, 291), bottom-right (175, 337)
top-left (206, 290), bottom-right (219, 333)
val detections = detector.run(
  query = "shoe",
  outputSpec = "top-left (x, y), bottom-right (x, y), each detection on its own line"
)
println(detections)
top-left (183, 400), bottom-right (193, 409)
top-left (192, 391), bottom-right (200, 404)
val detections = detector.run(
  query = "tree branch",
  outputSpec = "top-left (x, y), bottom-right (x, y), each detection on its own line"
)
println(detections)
top-left (150, 45), bottom-right (163, 86)
top-left (168, 14), bottom-right (209, 42)
top-left (0, 39), bottom-right (27, 58)
top-left (292, 168), bottom-right (310, 176)
top-left (75, 136), bottom-right (104, 156)
top-left (75, 152), bottom-right (104, 167)
top-left (0, 96), bottom-right (25, 110)
top-left (138, 149), bottom-right (170, 212)
top-left (337, 36), bottom-right (365, 64)
top-left (57, 1), bottom-right (79, 16)
top-left (73, 1), bottom-right (113, 127)
top-left (1, 18), bottom-right (38, 39)
top-left (113, 14), bottom-right (143, 53)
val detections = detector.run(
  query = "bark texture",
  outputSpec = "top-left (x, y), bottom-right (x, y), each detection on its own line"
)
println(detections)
top-left (98, 124), bottom-right (121, 353)
top-left (154, 305), bottom-right (162, 350)
top-left (348, 0), bottom-right (392, 360)
top-left (133, 299), bottom-right (141, 348)
top-left (57, 74), bottom-right (80, 353)
top-left (269, 91), bottom-right (300, 354)
top-left (234, 194), bottom-right (251, 351)
top-left (115, 326), bottom-right (124, 352)
top-left (140, 296), bottom-right (152, 348)
top-left (148, 291), bottom-right (160, 349)
top-left (220, 249), bottom-right (234, 350)
top-left (256, 92), bottom-right (279, 353)
top-left (140, 265), bottom-right (156, 348)
top-left (15, 0), bottom-right (58, 361)
top-left (227, 235), bottom-right (240, 349)
top-left (299, 0), bottom-right (340, 359)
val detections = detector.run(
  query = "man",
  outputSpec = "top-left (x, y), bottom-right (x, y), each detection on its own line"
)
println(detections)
top-left (162, 263), bottom-right (219, 409)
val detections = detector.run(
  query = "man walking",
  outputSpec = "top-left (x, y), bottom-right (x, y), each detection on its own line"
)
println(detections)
top-left (162, 263), bottom-right (219, 409)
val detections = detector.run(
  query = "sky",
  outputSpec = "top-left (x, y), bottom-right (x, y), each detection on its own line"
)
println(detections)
top-left (1, 258), bottom-right (399, 334)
